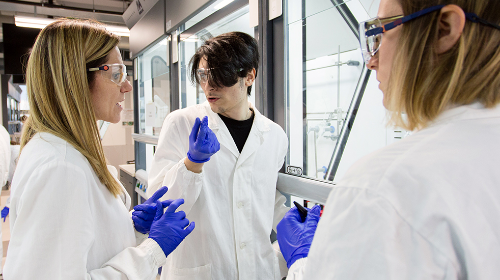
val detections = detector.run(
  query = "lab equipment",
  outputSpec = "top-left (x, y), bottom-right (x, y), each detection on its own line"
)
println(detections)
top-left (149, 199), bottom-right (195, 256)
top-left (132, 186), bottom-right (173, 234)
top-left (1, 206), bottom-right (9, 222)
top-left (187, 116), bottom-right (220, 163)
top-left (277, 205), bottom-right (321, 268)
top-left (145, 95), bottom-right (169, 128)
top-left (293, 201), bottom-right (308, 222)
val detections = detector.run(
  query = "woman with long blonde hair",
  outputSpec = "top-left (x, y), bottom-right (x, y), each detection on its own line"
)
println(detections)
top-left (277, 0), bottom-right (500, 279)
top-left (3, 19), bottom-right (194, 279)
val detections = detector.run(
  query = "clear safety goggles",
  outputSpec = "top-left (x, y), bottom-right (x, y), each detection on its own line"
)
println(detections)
top-left (88, 63), bottom-right (127, 86)
top-left (196, 68), bottom-right (213, 84)
top-left (196, 67), bottom-right (245, 84)
top-left (358, 4), bottom-right (500, 65)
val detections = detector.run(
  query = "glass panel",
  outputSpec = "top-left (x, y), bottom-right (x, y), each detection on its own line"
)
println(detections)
top-left (137, 37), bottom-right (170, 136)
top-left (178, 6), bottom-right (256, 109)
top-left (286, 0), bottom-right (365, 181)
top-left (285, 0), bottom-right (411, 196)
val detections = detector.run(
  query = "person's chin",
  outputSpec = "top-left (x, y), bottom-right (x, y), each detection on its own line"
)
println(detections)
top-left (208, 103), bottom-right (221, 113)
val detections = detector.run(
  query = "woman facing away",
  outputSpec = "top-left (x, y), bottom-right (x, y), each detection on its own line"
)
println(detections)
top-left (276, 0), bottom-right (500, 279)
top-left (3, 19), bottom-right (194, 279)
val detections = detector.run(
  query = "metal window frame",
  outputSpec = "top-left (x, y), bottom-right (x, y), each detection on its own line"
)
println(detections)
top-left (276, 0), bottom-right (372, 199)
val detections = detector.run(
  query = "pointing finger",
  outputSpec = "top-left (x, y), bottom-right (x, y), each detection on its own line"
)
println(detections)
top-left (149, 186), bottom-right (169, 202)
top-left (165, 198), bottom-right (185, 213)
top-left (161, 199), bottom-right (174, 208)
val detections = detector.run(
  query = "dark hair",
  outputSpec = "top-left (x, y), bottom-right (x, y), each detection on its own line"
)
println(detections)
top-left (190, 32), bottom-right (259, 96)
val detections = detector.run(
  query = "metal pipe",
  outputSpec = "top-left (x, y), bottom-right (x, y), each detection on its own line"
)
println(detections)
top-left (324, 66), bottom-right (371, 181)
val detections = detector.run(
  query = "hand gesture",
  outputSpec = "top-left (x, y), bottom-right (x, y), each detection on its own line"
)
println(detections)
top-left (187, 116), bottom-right (220, 163)
top-left (132, 186), bottom-right (173, 234)
top-left (149, 199), bottom-right (195, 257)
top-left (277, 205), bottom-right (321, 268)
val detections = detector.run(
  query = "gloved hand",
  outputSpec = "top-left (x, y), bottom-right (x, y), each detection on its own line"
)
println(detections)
top-left (187, 116), bottom-right (220, 163)
top-left (1, 206), bottom-right (9, 222)
top-left (132, 186), bottom-right (173, 234)
top-left (149, 199), bottom-right (195, 257)
top-left (277, 204), bottom-right (321, 268)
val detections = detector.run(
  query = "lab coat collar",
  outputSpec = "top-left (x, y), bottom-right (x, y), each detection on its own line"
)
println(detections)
top-left (429, 102), bottom-right (500, 127)
top-left (200, 101), bottom-right (271, 133)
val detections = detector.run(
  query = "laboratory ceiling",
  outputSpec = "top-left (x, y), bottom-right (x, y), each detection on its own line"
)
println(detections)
top-left (0, 0), bottom-right (132, 25)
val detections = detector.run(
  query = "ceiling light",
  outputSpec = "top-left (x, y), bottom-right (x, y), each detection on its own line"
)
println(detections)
top-left (213, 0), bottom-right (234, 11)
top-left (14, 16), bottom-right (130, 37)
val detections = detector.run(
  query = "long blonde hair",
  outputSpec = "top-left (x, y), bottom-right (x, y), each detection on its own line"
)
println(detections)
top-left (386, 0), bottom-right (500, 131)
top-left (22, 19), bottom-right (123, 196)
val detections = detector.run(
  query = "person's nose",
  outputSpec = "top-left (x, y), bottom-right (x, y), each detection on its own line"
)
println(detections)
top-left (367, 53), bottom-right (378, 70)
top-left (202, 81), bottom-right (215, 93)
top-left (121, 79), bottom-right (133, 92)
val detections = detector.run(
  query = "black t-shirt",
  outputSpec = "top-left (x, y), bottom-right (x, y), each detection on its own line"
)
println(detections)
top-left (218, 111), bottom-right (255, 153)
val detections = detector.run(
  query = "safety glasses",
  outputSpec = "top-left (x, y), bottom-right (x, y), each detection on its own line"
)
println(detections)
top-left (88, 63), bottom-right (127, 86)
top-left (196, 67), bottom-right (244, 84)
top-left (196, 68), bottom-right (213, 84)
top-left (358, 5), bottom-right (500, 64)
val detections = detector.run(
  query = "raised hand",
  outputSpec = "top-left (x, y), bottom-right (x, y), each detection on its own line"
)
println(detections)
top-left (187, 116), bottom-right (220, 163)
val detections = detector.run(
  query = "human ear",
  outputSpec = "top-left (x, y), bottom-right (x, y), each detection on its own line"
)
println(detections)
top-left (436, 4), bottom-right (466, 54)
top-left (245, 68), bottom-right (256, 86)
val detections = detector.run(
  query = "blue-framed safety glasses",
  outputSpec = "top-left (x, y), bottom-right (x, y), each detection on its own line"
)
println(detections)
top-left (359, 5), bottom-right (500, 65)
top-left (88, 63), bottom-right (127, 86)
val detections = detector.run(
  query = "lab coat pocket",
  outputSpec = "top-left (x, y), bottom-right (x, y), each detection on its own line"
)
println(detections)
top-left (171, 264), bottom-right (211, 280)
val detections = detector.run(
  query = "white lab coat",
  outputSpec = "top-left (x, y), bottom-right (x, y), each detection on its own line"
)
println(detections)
top-left (7, 144), bottom-right (20, 184)
top-left (4, 132), bottom-right (166, 279)
top-left (148, 101), bottom-right (289, 280)
top-left (0, 125), bottom-right (10, 275)
top-left (286, 103), bottom-right (500, 279)
top-left (0, 125), bottom-right (10, 187)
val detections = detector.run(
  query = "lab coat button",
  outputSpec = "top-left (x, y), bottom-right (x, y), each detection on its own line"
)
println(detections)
top-left (237, 202), bottom-right (244, 208)
top-left (240, 242), bottom-right (246, 249)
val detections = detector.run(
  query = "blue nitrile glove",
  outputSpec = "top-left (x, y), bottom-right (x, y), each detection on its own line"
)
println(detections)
top-left (187, 116), bottom-right (220, 163)
top-left (277, 204), bottom-right (321, 268)
top-left (1, 206), bottom-right (9, 222)
top-left (132, 186), bottom-right (173, 234)
top-left (149, 199), bottom-right (195, 257)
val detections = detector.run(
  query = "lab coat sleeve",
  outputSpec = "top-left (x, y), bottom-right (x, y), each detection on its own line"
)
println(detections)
top-left (4, 161), bottom-right (164, 280)
top-left (272, 132), bottom-right (290, 232)
top-left (273, 190), bottom-right (289, 232)
top-left (148, 115), bottom-right (203, 215)
top-left (285, 258), bottom-right (308, 280)
top-left (301, 186), bottom-right (452, 279)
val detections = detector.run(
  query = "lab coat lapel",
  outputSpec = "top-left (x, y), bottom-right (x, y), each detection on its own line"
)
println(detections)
top-left (236, 105), bottom-right (269, 167)
top-left (203, 102), bottom-right (240, 158)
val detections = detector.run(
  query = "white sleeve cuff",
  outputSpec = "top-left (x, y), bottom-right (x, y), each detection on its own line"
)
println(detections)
top-left (139, 238), bottom-right (167, 267)
top-left (286, 257), bottom-right (308, 280)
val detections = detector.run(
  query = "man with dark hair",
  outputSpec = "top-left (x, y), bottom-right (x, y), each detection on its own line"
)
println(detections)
top-left (148, 32), bottom-right (289, 280)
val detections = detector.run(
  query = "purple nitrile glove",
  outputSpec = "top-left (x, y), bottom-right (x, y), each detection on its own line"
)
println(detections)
top-left (277, 204), bottom-right (321, 268)
top-left (1, 206), bottom-right (9, 222)
top-left (187, 116), bottom-right (220, 163)
top-left (132, 186), bottom-right (173, 234)
top-left (149, 199), bottom-right (195, 257)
